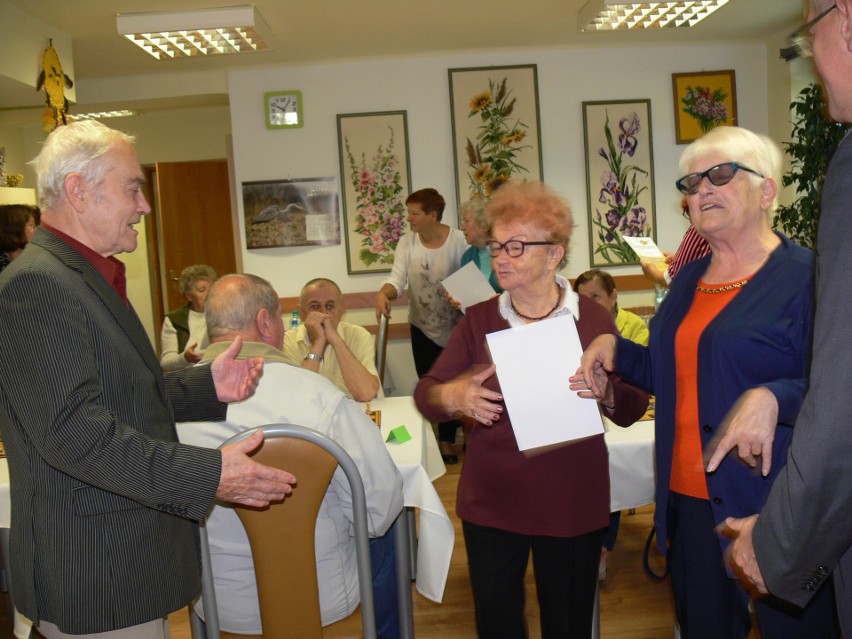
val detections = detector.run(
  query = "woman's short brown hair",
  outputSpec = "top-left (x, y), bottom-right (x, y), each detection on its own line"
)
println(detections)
top-left (405, 188), bottom-right (446, 220)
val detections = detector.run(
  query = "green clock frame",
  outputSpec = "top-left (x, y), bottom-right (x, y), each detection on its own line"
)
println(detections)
top-left (264, 90), bottom-right (303, 129)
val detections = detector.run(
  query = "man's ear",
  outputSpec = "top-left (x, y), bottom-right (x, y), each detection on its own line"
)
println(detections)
top-left (840, 0), bottom-right (852, 53)
top-left (256, 308), bottom-right (271, 338)
top-left (64, 173), bottom-right (86, 212)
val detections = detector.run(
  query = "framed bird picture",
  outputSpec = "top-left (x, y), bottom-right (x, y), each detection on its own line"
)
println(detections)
top-left (242, 177), bottom-right (341, 249)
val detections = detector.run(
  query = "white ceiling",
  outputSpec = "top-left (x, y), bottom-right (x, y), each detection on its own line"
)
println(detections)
top-left (2, 0), bottom-right (804, 113)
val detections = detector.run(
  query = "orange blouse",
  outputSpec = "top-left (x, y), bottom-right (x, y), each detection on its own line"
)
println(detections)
top-left (670, 280), bottom-right (746, 498)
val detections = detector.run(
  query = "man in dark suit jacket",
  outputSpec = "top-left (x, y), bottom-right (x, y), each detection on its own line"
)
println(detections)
top-left (722, 0), bottom-right (852, 634)
top-left (0, 120), bottom-right (296, 638)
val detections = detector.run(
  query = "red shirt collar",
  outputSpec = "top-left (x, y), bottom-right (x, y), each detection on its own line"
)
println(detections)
top-left (41, 223), bottom-right (128, 304)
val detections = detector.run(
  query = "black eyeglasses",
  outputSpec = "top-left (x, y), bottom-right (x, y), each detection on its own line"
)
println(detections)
top-left (485, 239), bottom-right (553, 258)
top-left (675, 162), bottom-right (765, 195)
top-left (783, 3), bottom-right (836, 60)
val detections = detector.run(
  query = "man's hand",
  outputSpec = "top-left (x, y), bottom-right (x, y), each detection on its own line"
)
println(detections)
top-left (719, 515), bottom-right (768, 595)
top-left (211, 336), bottom-right (264, 403)
top-left (184, 342), bottom-right (202, 364)
top-left (705, 387), bottom-right (778, 476)
top-left (216, 429), bottom-right (297, 507)
top-left (303, 311), bottom-right (330, 350)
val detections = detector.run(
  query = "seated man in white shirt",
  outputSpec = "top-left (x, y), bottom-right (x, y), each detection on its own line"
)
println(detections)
top-left (283, 277), bottom-right (381, 401)
top-left (176, 273), bottom-right (404, 638)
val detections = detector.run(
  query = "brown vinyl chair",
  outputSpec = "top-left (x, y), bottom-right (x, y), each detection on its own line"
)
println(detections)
top-left (193, 424), bottom-right (377, 639)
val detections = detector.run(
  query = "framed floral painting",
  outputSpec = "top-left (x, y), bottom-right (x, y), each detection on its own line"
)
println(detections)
top-left (336, 110), bottom-right (412, 274)
top-left (582, 100), bottom-right (657, 267)
top-left (448, 64), bottom-right (543, 213)
top-left (672, 70), bottom-right (737, 144)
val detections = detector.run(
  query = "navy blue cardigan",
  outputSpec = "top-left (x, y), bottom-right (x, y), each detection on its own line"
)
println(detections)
top-left (616, 232), bottom-right (814, 555)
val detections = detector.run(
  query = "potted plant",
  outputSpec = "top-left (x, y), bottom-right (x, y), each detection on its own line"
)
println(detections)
top-left (774, 83), bottom-right (850, 248)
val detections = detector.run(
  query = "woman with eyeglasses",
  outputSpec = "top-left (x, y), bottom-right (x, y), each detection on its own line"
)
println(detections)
top-left (414, 180), bottom-right (648, 639)
top-left (577, 126), bottom-right (839, 638)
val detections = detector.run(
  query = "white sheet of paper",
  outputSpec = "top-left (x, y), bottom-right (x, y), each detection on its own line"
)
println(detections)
top-left (485, 313), bottom-right (604, 451)
top-left (441, 262), bottom-right (495, 313)
top-left (622, 236), bottom-right (665, 260)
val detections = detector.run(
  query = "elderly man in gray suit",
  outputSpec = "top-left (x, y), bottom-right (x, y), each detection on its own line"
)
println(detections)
top-left (722, 0), bottom-right (852, 634)
top-left (0, 120), bottom-right (296, 639)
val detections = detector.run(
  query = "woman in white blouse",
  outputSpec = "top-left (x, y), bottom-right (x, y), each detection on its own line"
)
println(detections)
top-left (376, 188), bottom-right (467, 462)
top-left (160, 264), bottom-right (217, 371)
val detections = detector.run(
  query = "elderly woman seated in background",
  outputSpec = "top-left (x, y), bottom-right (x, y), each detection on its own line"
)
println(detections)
top-left (578, 126), bottom-right (838, 638)
top-left (574, 269), bottom-right (648, 347)
top-left (415, 180), bottom-right (647, 639)
top-left (0, 204), bottom-right (39, 273)
top-left (459, 197), bottom-right (502, 293)
top-left (160, 264), bottom-right (217, 371)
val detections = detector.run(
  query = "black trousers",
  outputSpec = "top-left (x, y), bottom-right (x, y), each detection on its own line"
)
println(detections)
top-left (410, 324), bottom-right (459, 444)
top-left (463, 520), bottom-right (605, 639)
top-left (667, 491), bottom-right (840, 639)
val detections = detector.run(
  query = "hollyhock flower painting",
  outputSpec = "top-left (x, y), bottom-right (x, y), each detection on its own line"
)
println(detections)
top-left (338, 111), bottom-right (412, 274)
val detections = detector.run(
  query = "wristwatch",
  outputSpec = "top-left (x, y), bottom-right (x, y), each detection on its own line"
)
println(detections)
top-left (304, 353), bottom-right (323, 362)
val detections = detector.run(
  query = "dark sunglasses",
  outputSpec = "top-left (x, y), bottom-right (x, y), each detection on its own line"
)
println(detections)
top-left (675, 162), bottom-right (764, 195)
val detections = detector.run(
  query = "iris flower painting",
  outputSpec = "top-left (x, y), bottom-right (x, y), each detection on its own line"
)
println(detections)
top-left (583, 101), bottom-right (656, 266)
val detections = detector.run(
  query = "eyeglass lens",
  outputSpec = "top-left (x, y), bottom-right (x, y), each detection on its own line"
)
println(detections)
top-left (486, 240), bottom-right (525, 257)
top-left (788, 4), bottom-right (836, 59)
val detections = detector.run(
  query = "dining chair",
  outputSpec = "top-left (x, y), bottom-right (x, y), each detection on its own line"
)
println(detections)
top-left (193, 423), bottom-right (378, 639)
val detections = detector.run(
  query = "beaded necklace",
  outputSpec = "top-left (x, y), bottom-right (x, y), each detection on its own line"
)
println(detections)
top-left (510, 284), bottom-right (563, 321)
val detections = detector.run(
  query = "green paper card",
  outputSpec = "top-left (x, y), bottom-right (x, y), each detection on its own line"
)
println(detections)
top-left (386, 425), bottom-right (411, 444)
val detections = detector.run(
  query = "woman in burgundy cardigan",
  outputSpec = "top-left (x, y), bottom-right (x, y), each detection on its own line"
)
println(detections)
top-left (414, 181), bottom-right (648, 639)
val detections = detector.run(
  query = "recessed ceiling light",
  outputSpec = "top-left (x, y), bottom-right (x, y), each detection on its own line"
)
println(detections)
top-left (579, 0), bottom-right (730, 31)
top-left (116, 5), bottom-right (270, 60)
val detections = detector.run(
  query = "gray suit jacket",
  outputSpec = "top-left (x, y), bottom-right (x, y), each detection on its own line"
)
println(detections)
top-left (754, 134), bottom-right (852, 632)
top-left (0, 228), bottom-right (224, 633)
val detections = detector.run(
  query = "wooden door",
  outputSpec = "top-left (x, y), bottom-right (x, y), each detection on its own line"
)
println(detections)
top-left (155, 160), bottom-right (237, 314)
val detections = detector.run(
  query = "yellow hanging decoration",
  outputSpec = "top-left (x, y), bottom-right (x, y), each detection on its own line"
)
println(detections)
top-left (36, 39), bottom-right (74, 133)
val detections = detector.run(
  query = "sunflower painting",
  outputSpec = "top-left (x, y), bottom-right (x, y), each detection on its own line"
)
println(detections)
top-left (449, 65), bottom-right (543, 215)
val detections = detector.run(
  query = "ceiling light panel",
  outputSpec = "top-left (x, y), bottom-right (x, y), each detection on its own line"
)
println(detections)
top-left (116, 6), bottom-right (270, 60)
top-left (579, 0), bottom-right (730, 31)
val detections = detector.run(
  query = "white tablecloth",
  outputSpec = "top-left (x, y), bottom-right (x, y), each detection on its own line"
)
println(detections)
top-left (366, 395), bottom-right (454, 603)
top-left (603, 417), bottom-right (656, 511)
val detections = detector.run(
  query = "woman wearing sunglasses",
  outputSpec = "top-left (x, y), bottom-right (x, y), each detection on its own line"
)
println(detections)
top-left (414, 180), bottom-right (648, 638)
top-left (578, 126), bottom-right (839, 638)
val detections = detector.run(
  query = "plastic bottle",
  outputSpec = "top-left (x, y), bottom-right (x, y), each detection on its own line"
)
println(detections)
top-left (290, 310), bottom-right (299, 329)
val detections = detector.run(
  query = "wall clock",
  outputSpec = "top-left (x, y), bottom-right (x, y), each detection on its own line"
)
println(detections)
top-left (264, 90), bottom-right (303, 129)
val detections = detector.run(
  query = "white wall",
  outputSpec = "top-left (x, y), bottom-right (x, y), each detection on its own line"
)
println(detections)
top-left (228, 44), bottom-right (768, 300)
top-left (225, 42), bottom-right (769, 393)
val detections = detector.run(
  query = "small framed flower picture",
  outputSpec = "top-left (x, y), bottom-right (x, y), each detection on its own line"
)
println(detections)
top-left (672, 70), bottom-right (737, 144)
top-left (582, 99), bottom-right (657, 267)
top-left (337, 110), bottom-right (412, 274)
top-left (448, 64), bottom-right (543, 213)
